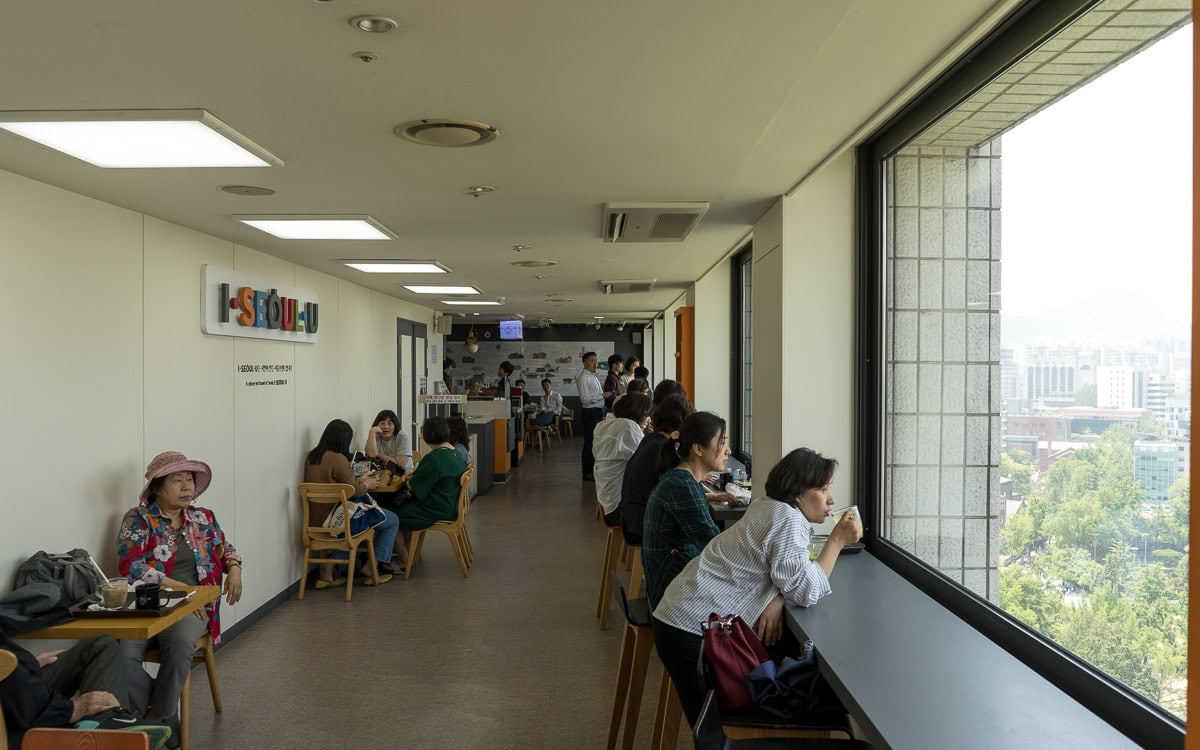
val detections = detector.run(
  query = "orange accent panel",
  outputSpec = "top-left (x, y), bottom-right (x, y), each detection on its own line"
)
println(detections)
top-left (493, 419), bottom-right (511, 475)
top-left (674, 306), bottom-right (695, 403)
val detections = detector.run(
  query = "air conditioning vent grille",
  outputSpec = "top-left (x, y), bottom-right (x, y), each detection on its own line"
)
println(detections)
top-left (649, 212), bottom-right (699, 240)
top-left (601, 201), bottom-right (708, 243)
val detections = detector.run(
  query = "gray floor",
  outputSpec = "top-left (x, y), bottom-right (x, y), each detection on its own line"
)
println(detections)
top-left (186, 439), bottom-right (686, 749)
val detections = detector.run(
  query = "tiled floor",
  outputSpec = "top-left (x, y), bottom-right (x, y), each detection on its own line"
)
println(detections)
top-left (186, 440), bottom-right (685, 749)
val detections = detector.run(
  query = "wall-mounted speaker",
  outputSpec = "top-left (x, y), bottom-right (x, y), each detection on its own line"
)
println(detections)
top-left (433, 313), bottom-right (455, 335)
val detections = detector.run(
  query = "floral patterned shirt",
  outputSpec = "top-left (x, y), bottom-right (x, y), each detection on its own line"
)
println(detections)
top-left (117, 502), bottom-right (241, 643)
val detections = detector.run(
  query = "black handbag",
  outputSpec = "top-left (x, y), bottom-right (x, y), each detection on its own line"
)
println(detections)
top-left (746, 640), bottom-right (846, 721)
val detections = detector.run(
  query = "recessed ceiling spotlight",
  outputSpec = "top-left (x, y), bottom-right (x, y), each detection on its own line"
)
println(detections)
top-left (220, 185), bottom-right (276, 196)
top-left (352, 51), bottom-right (380, 63)
top-left (512, 244), bottom-right (532, 252)
top-left (466, 185), bottom-right (495, 197)
top-left (350, 15), bottom-right (397, 32)
top-left (511, 260), bottom-right (556, 268)
top-left (395, 119), bottom-right (499, 148)
top-left (535, 275), bottom-right (550, 280)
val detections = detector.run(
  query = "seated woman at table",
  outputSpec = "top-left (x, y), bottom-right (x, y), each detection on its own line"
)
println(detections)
top-left (366, 409), bottom-right (413, 471)
top-left (392, 416), bottom-right (469, 561)
top-left (447, 416), bottom-right (473, 465)
top-left (116, 451), bottom-right (244, 739)
top-left (619, 394), bottom-right (693, 546)
top-left (305, 419), bottom-right (401, 583)
top-left (593, 393), bottom-right (654, 525)
top-left (652, 448), bottom-right (863, 725)
top-left (641, 410), bottom-right (729, 609)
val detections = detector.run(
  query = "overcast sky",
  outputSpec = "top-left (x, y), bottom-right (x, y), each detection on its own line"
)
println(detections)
top-left (1001, 24), bottom-right (1192, 329)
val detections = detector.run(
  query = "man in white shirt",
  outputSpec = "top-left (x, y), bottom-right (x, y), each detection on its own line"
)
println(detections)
top-left (575, 351), bottom-right (607, 481)
top-left (532, 378), bottom-right (562, 427)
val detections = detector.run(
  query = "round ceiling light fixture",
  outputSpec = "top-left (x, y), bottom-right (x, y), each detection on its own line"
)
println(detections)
top-left (510, 260), bottom-right (557, 268)
top-left (395, 118), bottom-right (499, 148)
top-left (350, 15), bottom-right (398, 32)
top-left (466, 185), bottom-right (495, 197)
top-left (512, 244), bottom-right (532, 252)
top-left (219, 185), bottom-right (276, 196)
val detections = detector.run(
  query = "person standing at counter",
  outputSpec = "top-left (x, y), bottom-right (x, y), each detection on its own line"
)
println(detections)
top-left (576, 352), bottom-right (606, 482)
top-left (496, 361), bottom-right (514, 401)
top-left (603, 355), bottom-right (624, 411)
top-left (651, 448), bottom-right (863, 725)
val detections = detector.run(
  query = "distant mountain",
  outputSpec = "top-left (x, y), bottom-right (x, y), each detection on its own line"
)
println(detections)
top-left (999, 292), bottom-right (1189, 347)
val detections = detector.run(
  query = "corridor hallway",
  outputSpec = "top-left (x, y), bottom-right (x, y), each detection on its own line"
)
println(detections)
top-left (185, 443), bottom-right (678, 749)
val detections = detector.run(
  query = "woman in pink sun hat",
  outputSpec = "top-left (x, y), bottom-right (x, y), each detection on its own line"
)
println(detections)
top-left (116, 451), bottom-right (242, 739)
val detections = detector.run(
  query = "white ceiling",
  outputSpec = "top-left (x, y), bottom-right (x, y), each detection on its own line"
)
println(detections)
top-left (0, 0), bottom-right (1001, 322)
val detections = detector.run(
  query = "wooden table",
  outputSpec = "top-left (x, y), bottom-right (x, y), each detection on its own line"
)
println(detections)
top-left (19, 585), bottom-right (220, 640)
top-left (377, 470), bottom-right (408, 493)
top-left (18, 586), bottom-right (222, 750)
top-left (784, 554), bottom-right (1139, 749)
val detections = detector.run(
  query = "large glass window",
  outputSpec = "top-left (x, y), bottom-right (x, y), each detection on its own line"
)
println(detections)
top-left (731, 244), bottom-right (753, 463)
top-left (862, 0), bottom-right (1190, 742)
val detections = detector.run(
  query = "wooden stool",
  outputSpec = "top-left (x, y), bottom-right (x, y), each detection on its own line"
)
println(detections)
top-left (596, 515), bottom-right (625, 630)
top-left (650, 671), bottom-right (684, 750)
top-left (627, 545), bottom-right (644, 600)
top-left (606, 572), bottom-right (657, 750)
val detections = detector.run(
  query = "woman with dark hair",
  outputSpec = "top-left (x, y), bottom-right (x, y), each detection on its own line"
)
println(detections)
top-left (366, 409), bottom-right (413, 470)
top-left (305, 419), bottom-right (401, 585)
top-left (391, 416), bottom-right (469, 561)
top-left (495, 361), bottom-right (515, 401)
top-left (447, 416), bottom-right (472, 465)
top-left (651, 448), bottom-right (863, 725)
top-left (651, 378), bottom-right (687, 406)
top-left (592, 393), bottom-right (655, 524)
top-left (619, 356), bottom-right (641, 390)
top-left (641, 411), bottom-right (729, 608)
top-left (443, 357), bottom-right (457, 394)
top-left (619, 394), bottom-right (694, 545)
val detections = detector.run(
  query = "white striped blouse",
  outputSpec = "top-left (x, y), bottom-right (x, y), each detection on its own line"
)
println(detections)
top-left (652, 497), bottom-right (832, 634)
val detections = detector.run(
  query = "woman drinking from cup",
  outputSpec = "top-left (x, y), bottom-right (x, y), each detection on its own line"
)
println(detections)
top-left (651, 448), bottom-right (862, 725)
top-left (116, 451), bottom-right (243, 739)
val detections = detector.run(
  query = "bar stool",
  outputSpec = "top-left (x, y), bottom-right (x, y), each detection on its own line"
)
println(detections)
top-left (605, 571), bottom-right (656, 750)
top-left (596, 506), bottom-right (625, 630)
top-left (650, 670), bottom-right (684, 750)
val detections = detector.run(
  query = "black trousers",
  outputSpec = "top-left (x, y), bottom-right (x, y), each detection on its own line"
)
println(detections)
top-left (653, 619), bottom-right (706, 727)
top-left (580, 406), bottom-right (605, 477)
top-left (44, 634), bottom-right (130, 709)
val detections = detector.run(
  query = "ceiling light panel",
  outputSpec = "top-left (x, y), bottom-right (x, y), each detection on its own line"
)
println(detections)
top-left (0, 109), bottom-right (281, 168)
top-left (404, 285), bottom-right (480, 295)
top-left (237, 215), bottom-right (394, 240)
top-left (441, 300), bottom-right (501, 306)
top-left (343, 261), bottom-right (449, 274)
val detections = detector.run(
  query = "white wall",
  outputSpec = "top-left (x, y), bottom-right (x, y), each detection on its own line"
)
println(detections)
top-left (692, 260), bottom-right (732, 418)
top-left (749, 151), bottom-right (856, 514)
top-left (0, 169), bottom-right (440, 630)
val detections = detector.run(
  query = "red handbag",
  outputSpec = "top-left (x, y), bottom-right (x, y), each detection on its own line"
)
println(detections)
top-left (701, 612), bottom-right (769, 709)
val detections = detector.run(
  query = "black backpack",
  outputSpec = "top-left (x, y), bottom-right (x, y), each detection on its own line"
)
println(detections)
top-left (13, 549), bottom-right (104, 606)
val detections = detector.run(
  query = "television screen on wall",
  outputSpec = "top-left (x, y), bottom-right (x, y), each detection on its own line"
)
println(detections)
top-left (499, 320), bottom-right (523, 340)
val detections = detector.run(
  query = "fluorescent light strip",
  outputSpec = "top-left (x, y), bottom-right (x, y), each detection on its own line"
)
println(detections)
top-left (0, 109), bottom-right (280, 168)
top-left (441, 300), bottom-right (501, 306)
top-left (404, 285), bottom-right (480, 295)
top-left (343, 261), bottom-right (449, 274)
top-left (237, 215), bottom-right (395, 240)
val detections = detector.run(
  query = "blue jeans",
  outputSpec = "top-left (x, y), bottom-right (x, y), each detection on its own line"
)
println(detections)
top-left (333, 505), bottom-right (400, 567)
top-left (532, 411), bottom-right (556, 427)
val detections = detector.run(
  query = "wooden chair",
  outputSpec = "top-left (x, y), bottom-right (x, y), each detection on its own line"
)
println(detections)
top-left (557, 408), bottom-right (574, 438)
top-left (23, 729), bottom-right (150, 750)
top-left (1, 649), bottom-right (15, 750)
top-left (141, 633), bottom-right (220, 750)
top-left (404, 468), bottom-right (474, 579)
top-left (296, 482), bottom-right (381, 602)
top-left (595, 508), bottom-right (626, 630)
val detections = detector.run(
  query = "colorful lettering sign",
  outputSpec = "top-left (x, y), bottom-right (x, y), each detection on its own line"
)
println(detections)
top-left (201, 265), bottom-right (319, 343)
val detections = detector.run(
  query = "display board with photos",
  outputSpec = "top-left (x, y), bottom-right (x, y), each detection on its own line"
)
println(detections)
top-left (443, 340), bottom-right (614, 397)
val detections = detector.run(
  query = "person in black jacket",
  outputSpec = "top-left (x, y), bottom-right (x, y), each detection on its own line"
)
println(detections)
top-left (0, 633), bottom-right (171, 749)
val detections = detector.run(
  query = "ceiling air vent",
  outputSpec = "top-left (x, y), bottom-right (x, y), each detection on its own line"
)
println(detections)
top-left (601, 202), bottom-right (709, 243)
top-left (600, 279), bottom-right (657, 295)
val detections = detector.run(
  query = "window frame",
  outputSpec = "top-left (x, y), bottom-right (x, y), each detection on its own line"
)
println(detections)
top-left (730, 241), bottom-right (753, 466)
top-left (854, 0), bottom-right (1186, 745)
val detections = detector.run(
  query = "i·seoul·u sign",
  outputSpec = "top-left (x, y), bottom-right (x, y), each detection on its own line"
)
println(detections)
top-left (201, 264), bottom-right (320, 343)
